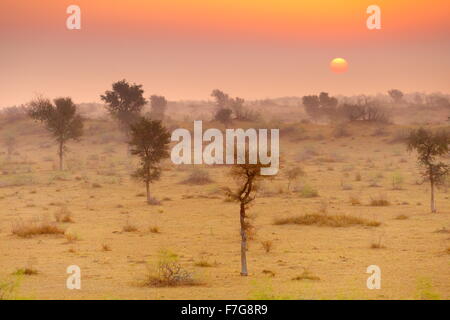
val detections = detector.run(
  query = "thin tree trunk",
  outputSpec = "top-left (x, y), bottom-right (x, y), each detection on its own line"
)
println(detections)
top-left (240, 203), bottom-right (248, 276)
top-left (59, 141), bottom-right (64, 171)
top-left (146, 180), bottom-right (151, 204)
top-left (430, 179), bottom-right (436, 213)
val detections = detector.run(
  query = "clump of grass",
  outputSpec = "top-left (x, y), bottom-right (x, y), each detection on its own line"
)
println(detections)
top-left (395, 214), bottom-right (408, 220)
top-left (274, 213), bottom-right (380, 228)
top-left (54, 206), bottom-right (74, 223)
top-left (349, 195), bottom-right (361, 206)
top-left (149, 226), bottom-right (160, 234)
top-left (181, 169), bottom-right (213, 185)
top-left (0, 277), bottom-right (21, 300)
top-left (12, 218), bottom-right (65, 238)
top-left (91, 183), bottom-right (102, 188)
top-left (65, 232), bottom-right (79, 243)
top-left (260, 240), bottom-right (273, 253)
top-left (13, 267), bottom-right (38, 276)
top-left (101, 243), bottom-right (111, 251)
top-left (141, 250), bottom-right (201, 287)
top-left (297, 184), bottom-right (319, 198)
top-left (445, 247), bottom-right (450, 255)
top-left (262, 270), bottom-right (276, 277)
top-left (292, 269), bottom-right (320, 281)
top-left (122, 220), bottom-right (138, 232)
top-left (370, 194), bottom-right (390, 206)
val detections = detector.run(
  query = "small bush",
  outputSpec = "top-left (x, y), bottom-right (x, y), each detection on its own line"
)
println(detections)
top-left (181, 169), bottom-right (213, 185)
top-left (292, 269), bottom-right (320, 281)
top-left (395, 214), bottom-right (408, 220)
top-left (297, 184), bottom-right (319, 198)
top-left (149, 226), bottom-right (160, 234)
top-left (122, 220), bottom-right (138, 232)
top-left (54, 206), bottom-right (74, 223)
top-left (13, 267), bottom-right (38, 276)
top-left (274, 214), bottom-right (380, 228)
top-left (260, 240), bottom-right (273, 253)
top-left (142, 250), bottom-right (201, 287)
top-left (370, 195), bottom-right (390, 206)
top-left (101, 243), bottom-right (111, 251)
top-left (12, 218), bottom-right (65, 238)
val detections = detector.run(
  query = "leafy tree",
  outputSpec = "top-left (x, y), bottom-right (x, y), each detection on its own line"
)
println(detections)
top-left (302, 95), bottom-right (320, 121)
top-left (224, 159), bottom-right (271, 276)
top-left (150, 95), bottom-right (167, 120)
top-left (407, 128), bottom-right (450, 213)
top-left (28, 97), bottom-right (83, 170)
top-left (302, 92), bottom-right (338, 121)
top-left (101, 79), bottom-right (147, 133)
top-left (388, 89), bottom-right (404, 104)
top-left (214, 108), bottom-right (233, 125)
top-left (129, 117), bottom-right (171, 204)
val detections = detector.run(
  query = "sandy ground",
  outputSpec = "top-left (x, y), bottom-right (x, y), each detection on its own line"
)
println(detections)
top-left (0, 120), bottom-right (449, 299)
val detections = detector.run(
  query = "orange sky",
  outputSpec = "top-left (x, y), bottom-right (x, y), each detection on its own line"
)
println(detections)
top-left (0, 0), bottom-right (449, 106)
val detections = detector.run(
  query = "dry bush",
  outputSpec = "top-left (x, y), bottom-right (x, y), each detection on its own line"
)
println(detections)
top-left (292, 269), bottom-right (320, 281)
top-left (65, 232), bottom-right (79, 243)
top-left (122, 220), bottom-right (138, 232)
top-left (370, 194), bottom-right (390, 206)
top-left (142, 250), bottom-right (201, 287)
top-left (14, 267), bottom-right (38, 276)
top-left (54, 206), bottom-right (74, 223)
top-left (12, 218), bottom-right (65, 238)
top-left (149, 226), bottom-right (160, 234)
top-left (395, 214), bottom-right (408, 220)
top-left (260, 240), bottom-right (273, 253)
top-left (274, 213), bottom-right (380, 228)
top-left (349, 195), bottom-right (362, 206)
top-left (181, 169), bottom-right (213, 185)
top-left (101, 243), bottom-right (111, 251)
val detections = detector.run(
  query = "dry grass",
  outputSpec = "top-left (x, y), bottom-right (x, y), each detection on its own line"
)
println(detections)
top-left (260, 240), bottom-right (273, 253)
top-left (149, 226), bottom-right (160, 234)
top-left (292, 269), bottom-right (320, 281)
top-left (274, 213), bottom-right (380, 228)
top-left (181, 169), bottom-right (213, 185)
top-left (13, 267), bottom-right (38, 276)
top-left (101, 243), bottom-right (111, 251)
top-left (12, 218), bottom-right (65, 238)
top-left (122, 220), bottom-right (138, 232)
top-left (395, 214), bottom-right (409, 220)
top-left (65, 232), bottom-right (79, 243)
top-left (54, 206), bottom-right (74, 223)
top-left (142, 250), bottom-right (202, 287)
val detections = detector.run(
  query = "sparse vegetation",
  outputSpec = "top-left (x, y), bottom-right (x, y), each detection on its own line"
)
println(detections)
top-left (274, 214), bottom-right (380, 227)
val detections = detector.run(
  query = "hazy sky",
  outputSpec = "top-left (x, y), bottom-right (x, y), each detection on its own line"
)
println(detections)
top-left (1, 0), bottom-right (449, 107)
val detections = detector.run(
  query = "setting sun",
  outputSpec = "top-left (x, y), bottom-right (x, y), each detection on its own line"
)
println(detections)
top-left (330, 57), bottom-right (348, 74)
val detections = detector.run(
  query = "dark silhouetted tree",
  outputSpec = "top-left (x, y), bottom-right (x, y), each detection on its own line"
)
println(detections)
top-left (224, 159), bottom-right (271, 276)
top-left (101, 80), bottom-right (147, 134)
top-left (388, 89), bottom-right (404, 104)
top-left (407, 128), bottom-right (450, 213)
top-left (129, 117), bottom-right (171, 204)
top-left (150, 95), bottom-right (167, 120)
top-left (302, 92), bottom-right (338, 121)
top-left (28, 97), bottom-right (83, 170)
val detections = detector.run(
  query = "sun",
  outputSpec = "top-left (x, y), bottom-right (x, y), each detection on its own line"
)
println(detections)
top-left (330, 58), bottom-right (348, 74)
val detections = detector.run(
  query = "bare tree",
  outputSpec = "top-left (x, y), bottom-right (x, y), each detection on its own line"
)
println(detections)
top-left (285, 167), bottom-right (305, 191)
top-left (28, 97), bottom-right (83, 170)
top-left (224, 160), bottom-right (271, 276)
top-left (407, 128), bottom-right (450, 213)
top-left (129, 117), bottom-right (171, 204)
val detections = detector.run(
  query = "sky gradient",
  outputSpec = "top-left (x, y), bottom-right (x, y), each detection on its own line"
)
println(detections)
top-left (1, 0), bottom-right (449, 107)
